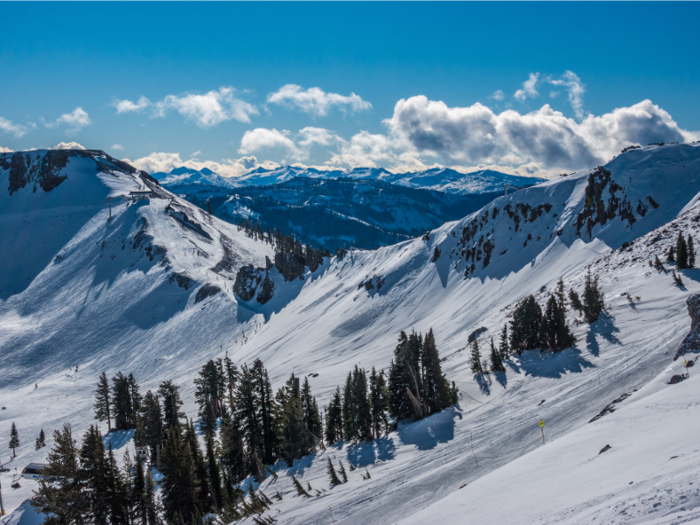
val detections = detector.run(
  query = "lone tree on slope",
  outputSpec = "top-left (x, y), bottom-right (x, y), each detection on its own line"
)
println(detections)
top-left (9, 422), bottom-right (19, 457)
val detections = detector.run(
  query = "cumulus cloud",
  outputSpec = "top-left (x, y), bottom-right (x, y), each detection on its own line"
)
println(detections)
top-left (45, 108), bottom-right (91, 134)
top-left (111, 144), bottom-right (124, 151)
top-left (153, 87), bottom-right (258, 127)
top-left (238, 126), bottom-right (343, 162)
top-left (514, 73), bottom-right (540, 101)
top-left (53, 142), bottom-right (86, 150)
top-left (549, 71), bottom-right (586, 120)
top-left (0, 146), bottom-right (13, 153)
top-left (124, 151), bottom-right (270, 179)
top-left (491, 90), bottom-right (505, 101)
top-left (267, 85), bottom-right (372, 117)
top-left (379, 96), bottom-right (699, 173)
top-left (113, 96), bottom-right (151, 113)
top-left (0, 116), bottom-right (28, 138)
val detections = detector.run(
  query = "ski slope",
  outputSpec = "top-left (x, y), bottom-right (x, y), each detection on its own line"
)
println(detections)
top-left (1, 144), bottom-right (700, 523)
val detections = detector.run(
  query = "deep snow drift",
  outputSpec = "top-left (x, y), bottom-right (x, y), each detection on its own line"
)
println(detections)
top-left (1, 144), bottom-right (700, 524)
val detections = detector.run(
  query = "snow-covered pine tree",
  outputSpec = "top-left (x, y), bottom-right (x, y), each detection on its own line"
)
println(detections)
top-left (688, 235), bottom-right (696, 268)
top-left (469, 339), bottom-right (483, 375)
top-left (499, 324), bottom-right (510, 360)
top-left (8, 422), bottom-right (19, 457)
top-left (490, 337), bottom-right (505, 373)
top-left (327, 457), bottom-right (342, 487)
top-left (677, 232), bottom-right (689, 269)
top-left (582, 270), bottom-right (605, 323)
top-left (32, 424), bottom-right (87, 522)
top-left (94, 371), bottom-right (112, 431)
top-left (338, 460), bottom-right (348, 483)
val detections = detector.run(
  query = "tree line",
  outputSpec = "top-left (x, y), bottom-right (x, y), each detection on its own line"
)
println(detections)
top-left (470, 274), bottom-right (604, 374)
top-left (34, 328), bottom-right (457, 525)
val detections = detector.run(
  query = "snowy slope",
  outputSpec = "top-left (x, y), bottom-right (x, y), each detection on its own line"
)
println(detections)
top-left (2, 143), bottom-right (700, 523)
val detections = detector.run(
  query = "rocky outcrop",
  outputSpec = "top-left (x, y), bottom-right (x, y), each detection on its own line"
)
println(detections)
top-left (233, 265), bottom-right (275, 305)
top-left (195, 284), bottom-right (221, 303)
top-left (675, 294), bottom-right (700, 360)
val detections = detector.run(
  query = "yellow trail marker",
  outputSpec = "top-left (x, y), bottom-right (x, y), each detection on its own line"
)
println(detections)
top-left (539, 419), bottom-right (545, 444)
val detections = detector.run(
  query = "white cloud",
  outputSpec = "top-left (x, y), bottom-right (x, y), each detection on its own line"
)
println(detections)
top-left (190, 150), bottom-right (201, 159)
top-left (53, 142), bottom-right (86, 150)
top-left (239, 128), bottom-right (298, 157)
top-left (124, 151), bottom-right (271, 179)
top-left (491, 90), bottom-right (505, 101)
top-left (378, 95), bottom-right (699, 173)
top-left (111, 144), bottom-right (124, 151)
top-left (45, 108), bottom-right (91, 134)
top-left (514, 73), bottom-right (540, 101)
top-left (0, 146), bottom-right (13, 153)
top-left (267, 84), bottom-right (372, 117)
top-left (0, 116), bottom-right (28, 138)
top-left (548, 71), bottom-right (586, 120)
top-left (113, 96), bottom-right (151, 113)
top-left (154, 87), bottom-right (258, 127)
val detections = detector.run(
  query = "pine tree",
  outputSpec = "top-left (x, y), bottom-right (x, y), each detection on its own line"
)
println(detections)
top-left (369, 368), bottom-right (389, 439)
top-left (279, 379), bottom-right (306, 466)
top-left (206, 435), bottom-right (223, 511)
top-left (112, 372), bottom-right (133, 431)
top-left (94, 371), bottom-right (112, 431)
top-left (219, 410), bottom-right (247, 484)
top-left (342, 371), bottom-right (356, 441)
top-left (543, 293), bottom-right (575, 351)
top-left (138, 391), bottom-right (164, 467)
top-left (555, 278), bottom-right (567, 311)
top-left (568, 288), bottom-right (583, 312)
top-left (145, 473), bottom-right (159, 525)
top-left (9, 422), bottom-right (19, 457)
top-left (291, 475), bottom-right (311, 498)
top-left (490, 338), bottom-right (506, 373)
top-left (324, 387), bottom-right (344, 445)
top-left (327, 457), bottom-right (342, 487)
top-left (470, 338), bottom-right (483, 375)
top-left (158, 380), bottom-right (185, 433)
top-left (668, 245), bottom-right (675, 263)
top-left (186, 420), bottom-right (211, 514)
top-left (128, 373), bottom-right (142, 428)
top-left (677, 232), bottom-right (689, 269)
top-left (200, 397), bottom-right (217, 438)
top-left (223, 353), bottom-right (239, 404)
top-left (301, 377), bottom-right (323, 448)
top-left (79, 425), bottom-right (110, 523)
top-left (421, 329), bottom-right (456, 414)
top-left (388, 331), bottom-right (419, 422)
top-left (106, 443), bottom-right (131, 525)
top-left (509, 295), bottom-right (544, 353)
top-left (32, 424), bottom-right (88, 522)
top-left (251, 359), bottom-right (278, 464)
top-left (132, 453), bottom-right (147, 525)
top-left (352, 367), bottom-right (372, 442)
top-left (499, 324), bottom-right (510, 361)
top-left (235, 364), bottom-right (263, 472)
top-left (338, 460), bottom-right (348, 483)
top-left (582, 270), bottom-right (605, 323)
top-left (160, 425), bottom-right (200, 522)
top-left (195, 360), bottom-right (225, 420)
top-left (689, 235), bottom-right (696, 268)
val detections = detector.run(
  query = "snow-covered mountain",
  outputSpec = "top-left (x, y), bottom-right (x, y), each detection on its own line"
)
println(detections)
top-left (178, 177), bottom-right (502, 250)
top-left (156, 164), bottom-right (545, 195)
top-left (2, 143), bottom-right (700, 524)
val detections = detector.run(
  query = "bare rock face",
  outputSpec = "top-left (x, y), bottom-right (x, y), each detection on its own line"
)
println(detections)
top-left (675, 294), bottom-right (700, 360)
top-left (195, 284), bottom-right (221, 304)
top-left (233, 265), bottom-right (275, 305)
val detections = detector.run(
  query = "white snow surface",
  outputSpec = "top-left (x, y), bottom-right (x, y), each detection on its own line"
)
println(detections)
top-left (2, 144), bottom-right (700, 523)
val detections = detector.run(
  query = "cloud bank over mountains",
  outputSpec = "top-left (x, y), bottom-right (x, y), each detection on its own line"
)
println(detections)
top-left (2, 72), bottom-right (698, 179)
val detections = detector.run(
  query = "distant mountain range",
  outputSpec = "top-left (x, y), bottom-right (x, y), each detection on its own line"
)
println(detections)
top-left (152, 165), bottom-right (545, 195)
top-left (154, 165), bottom-right (544, 250)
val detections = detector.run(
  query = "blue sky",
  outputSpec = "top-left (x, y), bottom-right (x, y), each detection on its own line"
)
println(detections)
top-left (1, 2), bottom-right (699, 178)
